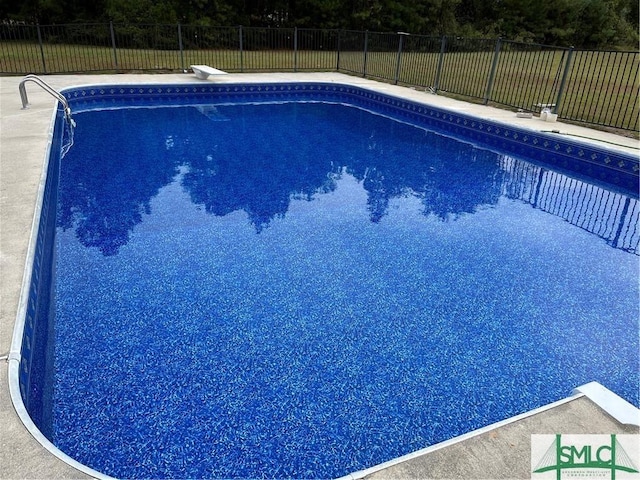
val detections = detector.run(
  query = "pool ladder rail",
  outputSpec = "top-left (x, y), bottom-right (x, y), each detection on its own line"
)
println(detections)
top-left (19, 74), bottom-right (76, 127)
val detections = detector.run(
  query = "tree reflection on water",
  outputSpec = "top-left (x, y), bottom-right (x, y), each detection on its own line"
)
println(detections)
top-left (57, 102), bottom-right (637, 256)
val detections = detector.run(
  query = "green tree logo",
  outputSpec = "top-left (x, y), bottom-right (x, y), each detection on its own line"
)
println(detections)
top-left (532, 434), bottom-right (639, 479)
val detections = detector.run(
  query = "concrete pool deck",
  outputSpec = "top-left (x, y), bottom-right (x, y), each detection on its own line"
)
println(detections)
top-left (1, 72), bottom-right (638, 479)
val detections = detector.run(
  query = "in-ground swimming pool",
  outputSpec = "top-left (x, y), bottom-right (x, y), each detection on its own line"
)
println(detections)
top-left (12, 83), bottom-right (640, 479)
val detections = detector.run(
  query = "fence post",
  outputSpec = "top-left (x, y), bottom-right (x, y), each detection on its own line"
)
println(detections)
top-left (36, 23), bottom-right (47, 74)
top-left (336, 29), bottom-right (341, 71)
top-left (434, 36), bottom-right (446, 92)
top-left (484, 37), bottom-right (502, 105)
top-left (395, 32), bottom-right (409, 85)
top-left (294, 26), bottom-right (298, 72)
top-left (110, 22), bottom-right (118, 71)
top-left (363, 30), bottom-right (369, 77)
top-left (554, 46), bottom-right (574, 115)
top-left (177, 23), bottom-right (185, 72)
top-left (239, 25), bottom-right (244, 73)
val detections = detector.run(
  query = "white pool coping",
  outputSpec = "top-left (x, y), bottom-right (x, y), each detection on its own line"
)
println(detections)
top-left (574, 381), bottom-right (640, 426)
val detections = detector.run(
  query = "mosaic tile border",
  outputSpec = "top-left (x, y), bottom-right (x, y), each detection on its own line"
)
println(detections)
top-left (61, 82), bottom-right (639, 193)
top-left (18, 110), bottom-right (62, 439)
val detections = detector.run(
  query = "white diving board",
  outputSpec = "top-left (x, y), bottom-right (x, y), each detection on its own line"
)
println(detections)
top-left (190, 65), bottom-right (228, 80)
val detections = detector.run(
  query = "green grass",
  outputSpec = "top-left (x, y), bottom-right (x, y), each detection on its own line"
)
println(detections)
top-left (1, 41), bottom-right (637, 132)
top-left (0, 42), bottom-right (338, 73)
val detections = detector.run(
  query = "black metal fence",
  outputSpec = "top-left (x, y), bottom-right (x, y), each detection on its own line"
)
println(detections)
top-left (1, 23), bottom-right (638, 131)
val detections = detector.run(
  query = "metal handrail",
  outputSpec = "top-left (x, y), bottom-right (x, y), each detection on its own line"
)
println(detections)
top-left (19, 74), bottom-right (74, 125)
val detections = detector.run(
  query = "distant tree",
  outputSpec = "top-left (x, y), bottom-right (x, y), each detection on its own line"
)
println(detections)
top-left (5, 0), bottom-right (65, 23)
top-left (625, 0), bottom-right (640, 31)
top-left (3, 0), bottom-right (108, 23)
top-left (348, 0), bottom-right (460, 34)
top-left (455, 0), bottom-right (498, 35)
top-left (451, 0), bottom-right (638, 47)
top-left (105, 0), bottom-right (179, 24)
top-left (415, 0), bottom-right (460, 35)
top-left (290, 0), bottom-right (351, 29)
top-left (606, 0), bottom-right (639, 47)
top-left (0, 0), bottom-right (638, 47)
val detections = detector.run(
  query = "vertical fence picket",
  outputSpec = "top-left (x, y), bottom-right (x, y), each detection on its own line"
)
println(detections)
top-left (178, 23), bottom-right (184, 71)
top-left (363, 31), bottom-right (368, 77)
top-left (587, 52), bottom-right (604, 121)
top-left (239, 26), bottom-right (244, 73)
top-left (36, 23), bottom-right (46, 73)
top-left (110, 22), bottom-right (118, 70)
top-left (613, 53), bottom-right (637, 129)
top-left (336, 30), bottom-right (341, 70)
top-left (293, 27), bottom-right (298, 72)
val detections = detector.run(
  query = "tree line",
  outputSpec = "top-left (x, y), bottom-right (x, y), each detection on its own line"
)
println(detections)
top-left (2, 0), bottom-right (638, 48)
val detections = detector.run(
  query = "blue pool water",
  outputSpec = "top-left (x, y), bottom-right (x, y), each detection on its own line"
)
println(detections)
top-left (25, 90), bottom-right (639, 479)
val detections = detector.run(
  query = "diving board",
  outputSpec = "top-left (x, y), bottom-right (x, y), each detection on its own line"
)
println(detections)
top-left (191, 65), bottom-right (228, 80)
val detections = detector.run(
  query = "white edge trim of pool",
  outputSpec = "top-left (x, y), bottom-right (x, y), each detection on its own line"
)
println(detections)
top-left (342, 383), bottom-right (640, 480)
top-left (6, 79), bottom-right (639, 480)
top-left (7, 104), bottom-right (115, 480)
top-left (573, 381), bottom-right (640, 426)
top-left (339, 396), bottom-right (583, 480)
